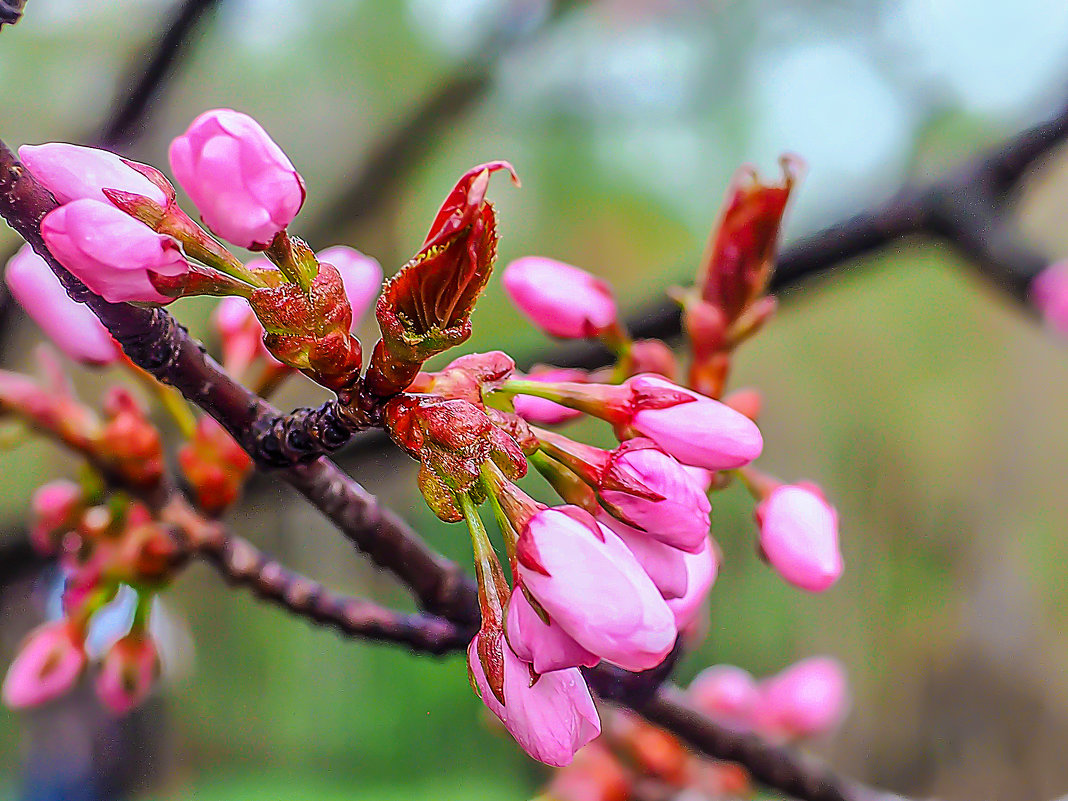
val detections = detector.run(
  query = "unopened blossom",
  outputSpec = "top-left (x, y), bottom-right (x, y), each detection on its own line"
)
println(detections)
top-left (516, 507), bottom-right (677, 671)
top-left (318, 246), bottom-right (382, 327)
top-left (503, 257), bottom-right (618, 339)
top-left (506, 587), bottom-right (599, 674)
top-left (95, 632), bottom-right (160, 715)
top-left (29, 479), bottom-right (84, 555)
top-left (755, 657), bottom-right (849, 738)
top-left (597, 511), bottom-right (688, 600)
top-left (513, 369), bottom-right (586, 426)
top-left (689, 665), bottom-right (760, 731)
top-left (169, 108), bottom-right (305, 248)
top-left (1032, 261), bottom-right (1068, 335)
top-left (598, 440), bottom-right (711, 553)
top-left (756, 483), bottom-right (842, 592)
top-left (40, 199), bottom-right (187, 303)
top-left (2, 621), bottom-right (86, 709)
top-left (665, 536), bottom-right (719, 630)
top-left (19, 143), bottom-right (168, 207)
top-left (627, 374), bottom-right (762, 470)
top-left (468, 635), bottom-right (600, 766)
top-left (5, 245), bottom-right (119, 365)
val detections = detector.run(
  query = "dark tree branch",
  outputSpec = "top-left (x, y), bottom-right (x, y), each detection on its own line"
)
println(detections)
top-left (634, 687), bottom-right (910, 801)
top-left (94, 0), bottom-right (223, 148)
top-left (187, 520), bottom-right (473, 654)
top-left (0, 0), bottom-right (26, 28)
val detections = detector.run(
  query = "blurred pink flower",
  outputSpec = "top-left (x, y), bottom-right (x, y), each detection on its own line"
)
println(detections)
top-left (318, 245), bottom-right (383, 327)
top-left (5, 244), bottom-right (119, 365)
top-left (2, 621), bottom-right (86, 709)
top-left (503, 257), bottom-right (618, 339)
top-left (756, 483), bottom-right (842, 592)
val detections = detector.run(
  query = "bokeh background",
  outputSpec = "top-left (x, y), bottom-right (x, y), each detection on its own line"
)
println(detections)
top-left (2, 1), bottom-right (1068, 799)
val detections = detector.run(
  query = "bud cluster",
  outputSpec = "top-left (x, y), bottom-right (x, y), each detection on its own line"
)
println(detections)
top-left (4, 109), bottom-right (845, 770)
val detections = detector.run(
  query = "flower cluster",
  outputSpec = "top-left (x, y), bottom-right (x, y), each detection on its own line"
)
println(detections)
top-left (4, 109), bottom-right (844, 768)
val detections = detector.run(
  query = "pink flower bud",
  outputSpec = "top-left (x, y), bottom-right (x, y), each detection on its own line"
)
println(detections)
top-left (95, 633), bottom-right (160, 715)
top-left (599, 440), bottom-right (711, 553)
top-left (503, 257), bottom-right (618, 339)
top-left (680, 464), bottom-right (715, 492)
top-left (2, 621), bottom-right (86, 709)
top-left (1032, 261), bottom-right (1068, 335)
top-left (506, 588), bottom-right (600, 674)
top-left (5, 245), bottom-right (119, 365)
top-left (211, 296), bottom-right (282, 373)
top-left (627, 375), bottom-right (762, 470)
top-left (29, 479), bottom-right (84, 555)
top-left (40, 199), bottom-right (188, 303)
top-left (665, 536), bottom-right (719, 630)
top-left (516, 507), bottom-right (677, 672)
top-left (317, 245), bottom-right (382, 327)
top-left (513, 369), bottom-right (586, 426)
top-left (755, 657), bottom-right (849, 738)
top-left (468, 634), bottom-right (600, 767)
top-left (755, 483), bottom-right (842, 593)
top-left (597, 511), bottom-right (689, 600)
top-left (689, 665), bottom-right (759, 731)
top-left (168, 109), bottom-right (305, 248)
top-left (19, 143), bottom-right (168, 207)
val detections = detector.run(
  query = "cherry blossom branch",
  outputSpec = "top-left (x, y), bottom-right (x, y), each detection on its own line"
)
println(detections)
top-left (174, 511), bottom-right (473, 654)
top-left (0, 0), bottom-right (26, 27)
top-left (635, 687), bottom-right (909, 801)
top-left (0, 138), bottom-right (478, 626)
top-left (0, 136), bottom-right (920, 801)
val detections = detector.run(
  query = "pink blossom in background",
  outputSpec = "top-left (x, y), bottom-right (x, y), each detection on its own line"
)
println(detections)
top-left (19, 143), bottom-right (168, 207)
top-left (169, 109), bottom-right (305, 248)
top-left (317, 245), bottom-right (383, 327)
top-left (516, 506), bottom-right (677, 671)
top-left (40, 199), bottom-right (187, 303)
top-left (689, 665), bottom-right (760, 731)
top-left (505, 588), bottom-right (599, 674)
top-left (755, 657), bottom-right (849, 738)
top-left (1, 621), bottom-right (86, 709)
top-left (626, 374), bottom-right (763, 470)
top-left (503, 257), bottom-right (618, 339)
top-left (665, 537), bottom-right (719, 630)
top-left (513, 369), bottom-right (586, 425)
top-left (599, 440), bottom-right (711, 553)
top-left (468, 635), bottom-right (600, 767)
top-left (1032, 261), bottom-right (1068, 335)
top-left (597, 511), bottom-right (689, 600)
top-left (5, 244), bottom-right (119, 365)
top-left (95, 633), bottom-right (160, 716)
top-left (29, 479), bottom-right (83, 555)
top-left (755, 483), bottom-right (842, 592)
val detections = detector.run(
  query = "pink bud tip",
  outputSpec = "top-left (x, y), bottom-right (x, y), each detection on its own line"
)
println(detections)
top-left (95, 634), bottom-right (160, 716)
top-left (665, 536), bottom-right (719, 630)
top-left (756, 483), bottom-right (842, 592)
top-left (168, 108), bottom-right (305, 248)
top-left (40, 199), bottom-right (188, 304)
top-left (506, 587), bottom-right (600, 674)
top-left (18, 143), bottom-right (168, 207)
top-left (2, 621), bottom-right (86, 709)
top-left (5, 245), bottom-right (119, 365)
top-left (1032, 261), bottom-right (1068, 336)
top-left (468, 635), bottom-right (600, 767)
top-left (755, 657), bottom-right (849, 738)
top-left (689, 665), bottom-right (760, 731)
top-left (628, 374), bottom-right (763, 470)
top-left (29, 479), bottom-right (83, 555)
top-left (517, 507), bottom-right (677, 672)
top-left (502, 257), bottom-right (618, 339)
top-left (317, 245), bottom-right (383, 327)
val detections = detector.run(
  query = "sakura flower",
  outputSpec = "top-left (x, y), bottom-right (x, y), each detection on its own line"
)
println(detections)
top-left (503, 257), bottom-right (618, 339)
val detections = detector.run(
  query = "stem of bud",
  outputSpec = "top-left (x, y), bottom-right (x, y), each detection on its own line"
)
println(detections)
top-left (263, 230), bottom-right (318, 292)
